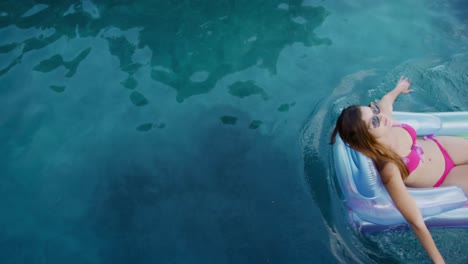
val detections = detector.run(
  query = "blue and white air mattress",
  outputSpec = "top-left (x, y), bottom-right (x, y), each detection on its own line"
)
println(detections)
top-left (333, 111), bottom-right (468, 232)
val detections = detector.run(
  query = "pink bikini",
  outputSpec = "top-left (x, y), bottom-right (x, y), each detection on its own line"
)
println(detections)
top-left (394, 123), bottom-right (455, 187)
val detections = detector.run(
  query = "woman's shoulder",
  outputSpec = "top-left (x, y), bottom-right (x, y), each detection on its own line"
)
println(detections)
top-left (391, 121), bottom-right (417, 141)
top-left (378, 161), bottom-right (401, 184)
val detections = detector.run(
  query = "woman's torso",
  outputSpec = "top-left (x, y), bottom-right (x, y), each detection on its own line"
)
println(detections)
top-left (389, 124), bottom-right (445, 187)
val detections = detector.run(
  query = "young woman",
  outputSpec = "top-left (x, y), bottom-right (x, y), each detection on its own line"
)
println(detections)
top-left (330, 77), bottom-right (468, 264)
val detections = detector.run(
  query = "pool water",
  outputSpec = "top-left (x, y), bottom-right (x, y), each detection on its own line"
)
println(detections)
top-left (1, 0), bottom-right (468, 263)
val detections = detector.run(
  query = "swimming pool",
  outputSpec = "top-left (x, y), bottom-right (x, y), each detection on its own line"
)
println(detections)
top-left (1, 0), bottom-right (468, 263)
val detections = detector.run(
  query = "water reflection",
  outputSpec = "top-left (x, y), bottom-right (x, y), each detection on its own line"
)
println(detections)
top-left (32, 47), bottom-right (91, 77)
top-left (228, 81), bottom-right (268, 100)
top-left (0, 0), bottom-right (331, 103)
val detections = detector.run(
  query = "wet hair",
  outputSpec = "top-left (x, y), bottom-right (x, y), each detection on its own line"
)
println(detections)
top-left (330, 105), bottom-right (409, 180)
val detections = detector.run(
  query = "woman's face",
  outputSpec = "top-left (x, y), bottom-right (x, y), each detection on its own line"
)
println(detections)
top-left (359, 105), bottom-right (392, 138)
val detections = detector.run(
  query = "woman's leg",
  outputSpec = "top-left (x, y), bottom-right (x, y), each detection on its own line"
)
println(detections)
top-left (440, 165), bottom-right (468, 192)
top-left (436, 136), bottom-right (468, 165)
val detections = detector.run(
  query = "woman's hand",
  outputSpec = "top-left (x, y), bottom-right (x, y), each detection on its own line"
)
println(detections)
top-left (395, 76), bottom-right (411, 94)
top-left (377, 76), bottom-right (412, 115)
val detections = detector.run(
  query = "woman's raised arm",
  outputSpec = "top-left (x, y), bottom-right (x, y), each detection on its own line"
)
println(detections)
top-left (376, 76), bottom-right (411, 115)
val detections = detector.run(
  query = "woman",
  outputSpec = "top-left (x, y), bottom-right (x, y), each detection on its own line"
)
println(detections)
top-left (330, 77), bottom-right (468, 264)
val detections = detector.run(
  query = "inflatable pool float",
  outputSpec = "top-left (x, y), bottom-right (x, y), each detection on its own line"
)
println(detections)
top-left (332, 111), bottom-right (468, 232)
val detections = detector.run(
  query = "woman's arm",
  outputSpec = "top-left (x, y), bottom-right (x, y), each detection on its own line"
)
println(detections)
top-left (376, 76), bottom-right (411, 115)
top-left (380, 163), bottom-right (445, 264)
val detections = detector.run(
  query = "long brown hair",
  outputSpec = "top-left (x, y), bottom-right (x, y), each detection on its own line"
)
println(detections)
top-left (330, 105), bottom-right (409, 180)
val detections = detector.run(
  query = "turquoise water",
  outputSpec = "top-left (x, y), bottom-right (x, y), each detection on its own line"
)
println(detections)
top-left (1, 0), bottom-right (468, 263)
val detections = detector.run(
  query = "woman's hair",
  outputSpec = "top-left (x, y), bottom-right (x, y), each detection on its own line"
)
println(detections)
top-left (330, 105), bottom-right (409, 180)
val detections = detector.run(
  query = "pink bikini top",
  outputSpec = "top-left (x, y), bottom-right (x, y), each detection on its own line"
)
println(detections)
top-left (393, 123), bottom-right (424, 174)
